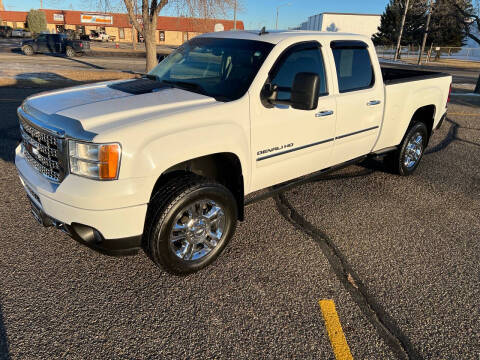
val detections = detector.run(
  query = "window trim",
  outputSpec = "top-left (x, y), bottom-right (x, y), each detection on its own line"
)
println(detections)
top-left (266, 41), bottom-right (329, 99)
top-left (330, 40), bottom-right (375, 94)
top-left (330, 40), bottom-right (368, 50)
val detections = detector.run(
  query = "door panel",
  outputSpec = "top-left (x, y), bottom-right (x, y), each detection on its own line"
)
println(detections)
top-left (250, 42), bottom-right (337, 192)
top-left (36, 35), bottom-right (48, 52)
top-left (330, 42), bottom-right (385, 163)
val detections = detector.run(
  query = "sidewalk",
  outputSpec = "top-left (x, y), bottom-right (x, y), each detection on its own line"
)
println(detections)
top-left (89, 43), bottom-right (175, 58)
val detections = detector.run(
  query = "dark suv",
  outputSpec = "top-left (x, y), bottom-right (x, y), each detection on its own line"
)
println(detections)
top-left (0, 26), bottom-right (13, 38)
top-left (21, 33), bottom-right (90, 57)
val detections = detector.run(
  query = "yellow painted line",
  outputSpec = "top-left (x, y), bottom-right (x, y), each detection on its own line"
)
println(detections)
top-left (319, 299), bottom-right (354, 360)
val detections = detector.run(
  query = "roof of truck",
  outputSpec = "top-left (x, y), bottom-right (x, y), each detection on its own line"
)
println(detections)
top-left (198, 30), bottom-right (370, 44)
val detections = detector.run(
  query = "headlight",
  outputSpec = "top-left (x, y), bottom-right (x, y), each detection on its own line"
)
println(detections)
top-left (68, 140), bottom-right (121, 180)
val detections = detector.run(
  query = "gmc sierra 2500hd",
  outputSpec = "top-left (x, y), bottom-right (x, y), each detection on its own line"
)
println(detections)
top-left (15, 31), bottom-right (452, 274)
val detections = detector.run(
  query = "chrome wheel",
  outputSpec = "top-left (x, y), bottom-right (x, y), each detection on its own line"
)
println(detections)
top-left (169, 199), bottom-right (226, 261)
top-left (66, 48), bottom-right (75, 57)
top-left (23, 46), bottom-right (33, 56)
top-left (404, 133), bottom-right (424, 169)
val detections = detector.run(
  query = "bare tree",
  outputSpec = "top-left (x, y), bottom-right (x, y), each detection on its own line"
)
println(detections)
top-left (122, 0), bottom-right (236, 72)
top-left (394, 0), bottom-right (411, 61)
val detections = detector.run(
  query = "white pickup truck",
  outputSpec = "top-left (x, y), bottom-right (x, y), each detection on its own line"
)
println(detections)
top-left (15, 31), bottom-right (452, 274)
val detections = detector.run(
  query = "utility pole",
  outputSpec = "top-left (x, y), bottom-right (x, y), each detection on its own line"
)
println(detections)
top-left (276, 3), bottom-right (291, 30)
top-left (394, 0), bottom-right (410, 61)
top-left (418, 0), bottom-right (434, 65)
top-left (40, 0), bottom-right (43, 8)
top-left (233, 0), bottom-right (237, 30)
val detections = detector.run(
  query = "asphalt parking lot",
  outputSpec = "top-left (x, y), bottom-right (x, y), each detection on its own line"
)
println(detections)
top-left (0, 64), bottom-right (479, 358)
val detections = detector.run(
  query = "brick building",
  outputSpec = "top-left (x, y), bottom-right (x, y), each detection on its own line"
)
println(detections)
top-left (0, 9), bottom-right (243, 46)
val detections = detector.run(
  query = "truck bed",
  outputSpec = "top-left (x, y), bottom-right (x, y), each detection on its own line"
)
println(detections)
top-left (381, 67), bottom-right (449, 85)
top-left (372, 67), bottom-right (452, 152)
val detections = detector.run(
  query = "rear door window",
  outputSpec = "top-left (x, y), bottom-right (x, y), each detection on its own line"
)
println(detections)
top-left (331, 41), bottom-right (374, 93)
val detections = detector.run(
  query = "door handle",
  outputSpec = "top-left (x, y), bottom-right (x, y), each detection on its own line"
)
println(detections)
top-left (315, 110), bottom-right (334, 117)
top-left (367, 100), bottom-right (382, 106)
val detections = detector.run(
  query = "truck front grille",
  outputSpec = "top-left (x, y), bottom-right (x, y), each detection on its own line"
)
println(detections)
top-left (19, 115), bottom-right (66, 183)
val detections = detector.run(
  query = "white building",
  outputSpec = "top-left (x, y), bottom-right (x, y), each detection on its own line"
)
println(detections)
top-left (296, 12), bottom-right (381, 39)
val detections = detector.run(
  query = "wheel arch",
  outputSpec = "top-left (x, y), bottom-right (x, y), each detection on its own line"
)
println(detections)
top-left (408, 104), bottom-right (436, 139)
top-left (149, 152), bottom-right (245, 221)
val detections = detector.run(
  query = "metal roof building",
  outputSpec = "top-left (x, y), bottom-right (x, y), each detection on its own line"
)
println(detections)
top-left (295, 12), bottom-right (381, 39)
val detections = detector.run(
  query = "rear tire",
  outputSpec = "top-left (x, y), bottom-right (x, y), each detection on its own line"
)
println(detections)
top-left (144, 173), bottom-right (238, 275)
top-left (22, 45), bottom-right (34, 56)
top-left (65, 46), bottom-right (76, 57)
top-left (387, 122), bottom-right (428, 176)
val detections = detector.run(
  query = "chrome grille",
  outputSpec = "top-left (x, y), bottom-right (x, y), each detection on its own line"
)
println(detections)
top-left (19, 114), bottom-right (65, 183)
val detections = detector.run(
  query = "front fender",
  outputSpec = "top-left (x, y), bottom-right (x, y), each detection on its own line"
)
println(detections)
top-left (133, 123), bottom-right (250, 203)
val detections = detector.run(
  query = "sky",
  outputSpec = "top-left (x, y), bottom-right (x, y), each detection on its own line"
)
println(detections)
top-left (3, 0), bottom-right (391, 30)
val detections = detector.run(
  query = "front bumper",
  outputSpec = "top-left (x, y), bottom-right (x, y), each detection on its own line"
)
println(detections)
top-left (28, 196), bottom-right (141, 255)
top-left (15, 144), bottom-right (148, 256)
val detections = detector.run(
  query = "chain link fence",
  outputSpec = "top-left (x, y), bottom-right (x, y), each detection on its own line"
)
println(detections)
top-left (376, 45), bottom-right (480, 62)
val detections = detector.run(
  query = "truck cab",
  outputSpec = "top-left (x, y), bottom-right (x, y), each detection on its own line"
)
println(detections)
top-left (15, 31), bottom-right (452, 274)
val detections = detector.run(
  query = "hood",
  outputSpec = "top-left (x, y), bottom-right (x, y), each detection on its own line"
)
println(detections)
top-left (25, 79), bottom-right (218, 133)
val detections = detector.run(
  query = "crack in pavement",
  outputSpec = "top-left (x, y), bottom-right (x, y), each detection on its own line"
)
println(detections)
top-left (274, 193), bottom-right (422, 360)
top-left (265, 119), bottom-right (468, 359)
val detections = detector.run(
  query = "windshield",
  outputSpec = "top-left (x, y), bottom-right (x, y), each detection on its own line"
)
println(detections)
top-left (148, 37), bottom-right (274, 101)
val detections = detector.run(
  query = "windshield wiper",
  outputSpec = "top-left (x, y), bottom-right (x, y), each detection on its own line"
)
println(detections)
top-left (161, 80), bottom-right (208, 96)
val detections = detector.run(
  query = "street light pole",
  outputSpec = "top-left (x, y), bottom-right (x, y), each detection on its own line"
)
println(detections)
top-left (394, 0), bottom-right (410, 61)
top-left (418, 0), bottom-right (434, 65)
top-left (233, 0), bottom-right (237, 30)
top-left (276, 3), bottom-right (291, 30)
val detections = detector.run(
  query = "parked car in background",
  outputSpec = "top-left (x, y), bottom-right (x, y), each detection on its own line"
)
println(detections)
top-left (0, 25), bottom-right (13, 38)
top-left (21, 33), bottom-right (90, 57)
top-left (11, 29), bottom-right (32, 38)
top-left (89, 30), bottom-right (112, 42)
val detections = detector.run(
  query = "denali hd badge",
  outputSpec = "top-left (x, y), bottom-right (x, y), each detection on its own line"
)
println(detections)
top-left (257, 143), bottom-right (294, 156)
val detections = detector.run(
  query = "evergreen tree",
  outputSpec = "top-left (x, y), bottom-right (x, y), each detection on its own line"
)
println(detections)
top-left (429, 0), bottom-right (472, 46)
top-left (450, 0), bottom-right (480, 45)
top-left (373, 0), bottom-right (428, 45)
top-left (26, 10), bottom-right (47, 34)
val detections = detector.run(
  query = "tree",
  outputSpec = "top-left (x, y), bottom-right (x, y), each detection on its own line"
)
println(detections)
top-left (26, 9), bottom-right (47, 34)
top-left (429, 0), bottom-right (472, 46)
top-left (450, 0), bottom-right (480, 45)
top-left (122, 0), bottom-right (236, 72)
top-left (373, 0), bottom-right (428, 45)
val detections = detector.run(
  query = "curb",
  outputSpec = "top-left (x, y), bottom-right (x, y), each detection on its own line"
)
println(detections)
top-left (88, 49), bottom-right (173, 58)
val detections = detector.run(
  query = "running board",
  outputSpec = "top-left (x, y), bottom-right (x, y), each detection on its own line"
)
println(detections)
top-left (245, 155), bottom-right (367, 206)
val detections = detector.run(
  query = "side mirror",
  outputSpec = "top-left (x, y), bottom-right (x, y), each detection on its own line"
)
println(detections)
top-left (261, 83), bottom-right (279, 102)
top-left (290, 72), bottom-right (320, 110)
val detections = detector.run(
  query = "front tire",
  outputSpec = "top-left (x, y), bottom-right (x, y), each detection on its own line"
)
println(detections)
top-left (388, 122), bottom-right (428, 176)
top-left (144, 174), bottom-right (238, 275)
